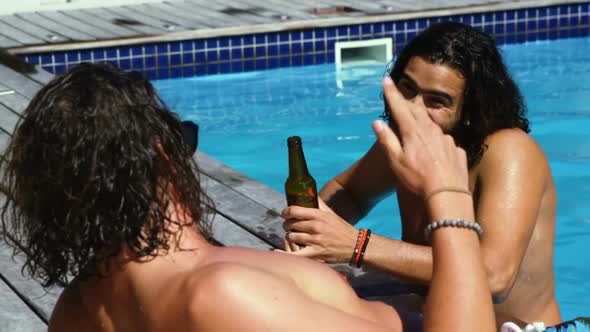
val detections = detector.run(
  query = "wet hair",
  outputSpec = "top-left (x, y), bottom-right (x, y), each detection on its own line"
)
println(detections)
top-left (1, 63), bottom-right (212, 287)
top-left (384, 22), bottom-right (529, 168)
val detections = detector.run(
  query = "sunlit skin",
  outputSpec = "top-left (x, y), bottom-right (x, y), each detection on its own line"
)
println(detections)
top-left (284, 56), bottom-right (561, 327)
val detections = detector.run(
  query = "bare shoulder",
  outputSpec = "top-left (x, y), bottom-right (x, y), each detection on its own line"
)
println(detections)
top-left (478, 128), bottom-right (549, 174)
top-left (48, 280), bottom-right (84, 332)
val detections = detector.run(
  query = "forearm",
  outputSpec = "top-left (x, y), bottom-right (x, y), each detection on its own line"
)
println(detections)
top-left (362, 235), bottom-right (433, 284)
top-left (320, 180), bottom-right (366, 224)
top-left (424, 193), bottom-right (495, 332)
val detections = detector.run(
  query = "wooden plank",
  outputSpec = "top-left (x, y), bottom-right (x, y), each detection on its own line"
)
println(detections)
top-left (232, 0), bottom-right (315, 20)
top-left (60, 9), bottom-right (143, 38)
top-left (131, 4), bottom-right (207, 30)
top-left (179, 0), bottom-right (262, 25)
top-left (0, 124), bottom-right (10, 154)
top-left (0, 34), bottom-right (21, 48)
top-left (0, 237), bottom-right (62, 323)
top-left (0, 21), bottom-right (44, 45)
top-left (16, 13), bottom-right (94, 41)
top-left (0, 90), bottom-right (30, 116)
top-left (84, 7), bottom-right (166, 35)
top-left (209, 211), bottom-right (273, 249)
top-left (0, 276), bottom-right (47, 331)
top-left (0, 104), bottom-right (21, 135)
top-left (0, 65), bottom-right (43, 99)
top-left (0, 16), bottom-right (69, 44)
top-left (39, 11), bottom-right (114, 40)
top-left (199, 172), bottom-right (285, 249)
top-left (105, 6), bottom-right (191, 33)
top-left (160, 2), bottom-right (240, 27)
top-left (188, 0), bottom-right (278, 24)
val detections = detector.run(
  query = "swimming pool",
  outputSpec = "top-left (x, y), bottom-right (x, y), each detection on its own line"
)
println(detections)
top-left (154, 36), bottom-right (590, 320)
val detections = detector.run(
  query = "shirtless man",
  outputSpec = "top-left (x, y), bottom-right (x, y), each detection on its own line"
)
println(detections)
top-left (1, 63), bottom-right (495, 331)
top-left (281, 22), bottom-right (560, 326)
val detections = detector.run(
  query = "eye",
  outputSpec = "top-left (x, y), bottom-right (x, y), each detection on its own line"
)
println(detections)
top-left (397, 81), bottom-right (416, 100)
top-left (425, 97), bottom-right (448, 109)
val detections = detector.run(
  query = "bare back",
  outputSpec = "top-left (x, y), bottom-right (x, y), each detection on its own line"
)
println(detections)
top-left (49, 232), bottom-right (403, 332)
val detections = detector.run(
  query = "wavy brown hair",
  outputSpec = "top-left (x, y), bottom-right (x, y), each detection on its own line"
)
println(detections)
top-left (384, 22), bottom-right (529, 168)
top-left (1, 63), bottom-right (212, 287)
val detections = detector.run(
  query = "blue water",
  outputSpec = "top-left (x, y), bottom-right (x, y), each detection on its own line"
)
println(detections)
top-left (154, 37), bottom-right (590, 320)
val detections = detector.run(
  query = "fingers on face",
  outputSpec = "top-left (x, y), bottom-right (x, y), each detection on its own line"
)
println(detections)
top-left (382, 77), bottom-right (417, 138)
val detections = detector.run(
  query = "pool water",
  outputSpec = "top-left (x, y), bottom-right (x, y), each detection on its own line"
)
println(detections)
top-left (154, 36), bottom-right (590, 319)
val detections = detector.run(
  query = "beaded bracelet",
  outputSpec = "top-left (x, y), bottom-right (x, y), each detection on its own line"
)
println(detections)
top-left (424, 219), bottom-right (483, 242)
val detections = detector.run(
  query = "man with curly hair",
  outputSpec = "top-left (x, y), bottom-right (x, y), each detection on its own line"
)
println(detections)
top-left (1, 63), bottom-right (501, 331)
top-left (282, 22), bottom-right (561, 327)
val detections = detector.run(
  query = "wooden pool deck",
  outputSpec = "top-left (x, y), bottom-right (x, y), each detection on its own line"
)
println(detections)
top-left (0, 0), bottom-right (584, 330)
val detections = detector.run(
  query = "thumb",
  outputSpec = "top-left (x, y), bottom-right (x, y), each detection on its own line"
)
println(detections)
top-left (372, 120), bottom-right (402, 159)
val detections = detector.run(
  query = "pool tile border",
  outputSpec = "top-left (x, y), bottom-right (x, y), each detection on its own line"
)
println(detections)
top-left (22, 2), bottom-right (590, 79)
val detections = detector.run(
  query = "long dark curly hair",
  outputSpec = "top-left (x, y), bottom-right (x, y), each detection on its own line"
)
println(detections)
top-left (384, 22), bottom-right (530, 168)
top-left (1, 63), bottom-right (212, 287)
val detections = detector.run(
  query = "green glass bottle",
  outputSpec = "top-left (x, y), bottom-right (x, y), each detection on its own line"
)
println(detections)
top-left (285, 136), bottom-right (319, 208)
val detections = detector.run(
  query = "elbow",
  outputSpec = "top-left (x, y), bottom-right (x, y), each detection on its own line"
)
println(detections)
top-left (487, 268), bottom-right (518, 304)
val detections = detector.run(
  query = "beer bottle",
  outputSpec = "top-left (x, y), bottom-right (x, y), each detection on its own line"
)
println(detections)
top-left (285, 136), bottom-right (319, 208)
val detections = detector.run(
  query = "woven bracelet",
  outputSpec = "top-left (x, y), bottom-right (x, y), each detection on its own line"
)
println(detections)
top-left (356, 229), bottom-right (371, 268)
top-left (424, 219), bottom-right (483, 242)
top-left (349, 229), bottom-right (364, 266)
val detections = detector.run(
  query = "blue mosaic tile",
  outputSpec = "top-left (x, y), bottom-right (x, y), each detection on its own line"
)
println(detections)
top-left (195, 64), bottom-right (206, 75)
top-left (67, 52), bottom-right (78, 63)
top-left (327, 39), bottom-right (336, 50)
top-left (207, 63), bottom-right (218, 74)
top-left (268, 57), bottom-right (279, 68)
top-left (279, 44), bottom-right (290, 55)
top-left (527, 20), bottom-right (537, 30)
top-left (243, 35), bottom-right (253, 45)
top-left (206, 39), bottom-right (217, 49)
top-left (315, 52), bottom-right (326, 64)
top-left (570, 28), bottom-right (580, 38)
top-left (219, 62), bottom-right (231, 73)
top-left (303, 42), bottom-right (313, 52)
top-left (207, 50), bottom-right (217, 62)
top-left (196, 52), bottom-right (206, 63)
top-left (291, 43), bottom-right (301, 54)
top-left (268, 45), bottom-right (278, 56)
top-left (484, 25), bottom-right (493, 34)
top-left (506, 34), bottom-right (516, 43)
top-left (145, 56), bottom-right (156, 68)
top-left (243, 47), bottom-right (254, 58)
top-left (350, 25), bottom-right (359, 36)
top-left (549, 18), bottom-right (558, 29)
top-left (303, 29), bottom-right (313, 40)
top-left (517, 21), bottom-right (526, 32)
top-left (194, 40), bottom-right (205, 51)
top-left (517, 33), bottom-right (526, 43)
top-left (292, 55), bottom-right (302, 66)
top-left (327, 27), bottom-right (337, 38)
top-left (157, 68), bottom-right (168, 79)
top-left (559, 29), bottom-right (570, 38)
top-left (517, 9), bottom-right (526, 20)
top-left (182, 66), bottom-right (195, 77)
top-left (361, 24), bottom-right (372, 34)
top-left (303, 54), bottom-right (313, 64)
top-left (219, 37), bottom-right (230, 48)
top-left (231, 48), bottom-right (242, 60)
top-left (170, 67), bottom-right (181, 78)
top-left (254, 33), bottom-right (266, 44)
top-left (571, 5), bottom-right (579, 14)
top-left (55, 65), bottom-right (66, 74)
top-left (279, 32), bottom-right (289, 42)
top-left (315, 40), bottom-right (325, 51)
top-left (473, 15), bottom-right (482, 24)
top-left (119, 59), bottom-right (131, 71)
top-left (495, 35), bottom-right (505, 45)
top-left (327, 52), bottom-right (335, 63)
top-left (559, 6), bottom-right (569, 15)
top-left (54, 53), bottom-right (65, 64)
top-left (549, 7), bottom-right (558, 16)
top-left (538, 31), bottom-right (548, 40)
top-left (292, 31), bottom-right (302, 41)
top-left (132, 58), bottom-right (143, 70)
top-left (384, 22), bottom-right (393, 33)
top-left (182, 53), bottom-right (193, 65)
top-left (119, 47), bottom-right (130, 58)
top-left (231, 61), bottom-right (243, 72)
top-left (144, 45), bottom-right (155, 55)
top-left (394, 21), bottom-right (404, 32)
top-left (220, 49), bottom-right (230, 61)
top-left (145, 70), bottom-right (157, 80)
top-left (583, 3), bottom-right (589, 13)
top-left (131, 46), bottom-right (143, 56)
top-left (42, 66), bottom-right (53, 73)
top-left (395, 32), bottom-right (404, 44)
top-left (582, 15), bottom-right (589, 25)
top-left (279, 57), bottom-right (290, 67)
top-left (539, 7), bottom-right (548, 17)
top-left (549, 29), bottom-right (558, 40)
top-left (571, 16), bottom-right (579, 26)
top-left (527, 32), bottom-right (538, 41)
top-left (243, 60), bottom-right (255, 71)
top-left (255, 46), bottom-right (265, 57)
top-left (181, 41), bottom-right (193, 52)
top-left (255, 59), bottom-right (266, 70)
top-left (506, 11), bottom-right (515, 20)
top-left (267, 33), bottom-right (277, 43)
top-left (560, 17), bottom-right (569, 27)
top-left (170, 54), bottom-right (181, 66)
top-left (539, 19), bottom-right (548, 29)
